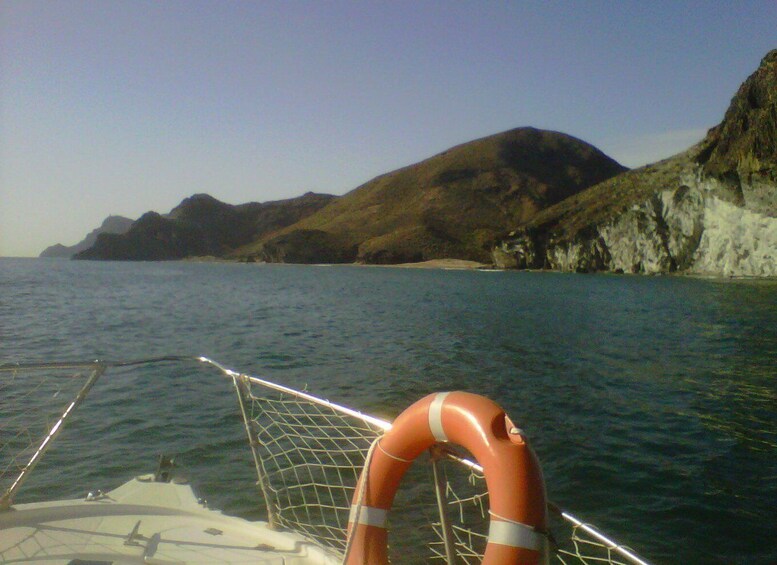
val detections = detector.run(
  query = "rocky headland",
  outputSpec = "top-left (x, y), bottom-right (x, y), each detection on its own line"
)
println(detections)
top-left (40, 215), bottom-right (134, 258)
top-left (74, 192), bottom-right (335, 260)
top-left (492, 50), bottom-right (777, 277)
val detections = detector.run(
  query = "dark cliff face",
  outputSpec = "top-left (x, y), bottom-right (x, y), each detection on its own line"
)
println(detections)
top-left (696, 49), bottom-right (777, 180)
top-left (74, 193), bottom-right (336, 260)
top-left (76, 212), bottom-right (200, 260)
top-left (693, 49), bottom-right (777, 219)
top-left (239, 127), bottom-right (627, 264)
top-left (492, 50), bottom-right (777, 277)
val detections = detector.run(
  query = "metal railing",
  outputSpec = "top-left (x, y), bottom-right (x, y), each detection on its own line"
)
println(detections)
top-left (199, 357), bottom-right (652, 565)
top-left (0, 361), bottom-right (106, 509)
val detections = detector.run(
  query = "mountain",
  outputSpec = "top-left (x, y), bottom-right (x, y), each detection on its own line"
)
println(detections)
top-left (74, 192), bottom-right (335, 260)
top-left (234, 128), bottom-right (627, 264)
top-left (493, 49), bottom-right (777, 277)
top-left (40, 215), bottom-right (134, 258)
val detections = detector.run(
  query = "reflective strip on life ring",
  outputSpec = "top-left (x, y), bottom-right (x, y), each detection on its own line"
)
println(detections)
top-left (428, 391), bottom-right (449, 441)
top-left (489, 519), bottom-right (544, 551)
top-left (348, 505), bottom-right (388, 528)
top-left (346, 391), bottom-right (548, 565)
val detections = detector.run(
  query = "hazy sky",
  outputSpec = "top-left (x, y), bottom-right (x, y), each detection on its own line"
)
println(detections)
top-left (1, 1), bottom-right (775, 257)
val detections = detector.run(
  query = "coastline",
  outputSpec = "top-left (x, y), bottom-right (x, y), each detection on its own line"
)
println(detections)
top-left (353, 258), bottom-right (492, 270)
top-left (182, 256), bottom-right (493, 270)
top-left (91, 256), bottom-right (777, 280)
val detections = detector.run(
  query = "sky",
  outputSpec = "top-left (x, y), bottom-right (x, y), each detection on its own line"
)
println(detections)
top-left (1, 1), bottom-right (775, 257)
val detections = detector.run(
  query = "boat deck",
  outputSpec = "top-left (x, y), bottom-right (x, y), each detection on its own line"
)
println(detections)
top-left (0, 476), bottom-right (339, 564)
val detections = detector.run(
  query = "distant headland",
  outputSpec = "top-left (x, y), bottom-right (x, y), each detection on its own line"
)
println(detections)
top-left (40, 215), bottom-right (134, 258)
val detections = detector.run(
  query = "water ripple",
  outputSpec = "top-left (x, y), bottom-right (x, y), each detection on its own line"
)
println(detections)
top-left (1, 259), bottom-right (775, 565)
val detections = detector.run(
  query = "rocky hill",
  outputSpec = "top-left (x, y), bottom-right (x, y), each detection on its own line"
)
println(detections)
top-left (493, 50), bottom-right (777, 277)
top-left (234, 128), bottom-right (627, 264)
top-left (74, 192), bottom-right (335, 260)
top-left (40, 215), bottom-right (134, 258)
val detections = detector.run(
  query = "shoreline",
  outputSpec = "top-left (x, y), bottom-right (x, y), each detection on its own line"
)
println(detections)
top-left (352, 258), bottom-right (492, 270)
top-left (183, 256), bottom-right (493, 270)
top-left (24, 256), bottom-right (775, 280)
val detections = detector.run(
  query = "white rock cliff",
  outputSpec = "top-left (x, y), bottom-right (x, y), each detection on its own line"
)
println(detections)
top-left (495, 171), bottom-right (776, 277)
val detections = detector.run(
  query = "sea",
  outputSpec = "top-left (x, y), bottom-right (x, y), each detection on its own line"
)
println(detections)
top-left (1, 257), bottom-right (775, 565)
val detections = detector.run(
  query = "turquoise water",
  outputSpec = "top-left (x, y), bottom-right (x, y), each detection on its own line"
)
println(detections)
top-left (1, 258), bottom-right (775, 564)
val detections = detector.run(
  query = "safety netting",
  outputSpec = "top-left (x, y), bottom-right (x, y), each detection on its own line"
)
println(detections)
top-left (426, 455), bottom-right (650, 565)
top-left (231, 369), bottom-right (651, 565)
top-left (233, 374), bottom-right (388, 551)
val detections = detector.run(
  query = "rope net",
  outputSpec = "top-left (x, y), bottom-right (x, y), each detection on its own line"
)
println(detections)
top-left (238, 376), bottom-right (387, 551)
top-left (427, 456), bottom-right (648, 565)
top-left (0, 362), bottom-right (103, 507)
top-left (236, 374), bottom-right (649, 565)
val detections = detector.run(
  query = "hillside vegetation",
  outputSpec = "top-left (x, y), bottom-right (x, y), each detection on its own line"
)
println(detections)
top-left (235, 127), bottom-right (626, 264)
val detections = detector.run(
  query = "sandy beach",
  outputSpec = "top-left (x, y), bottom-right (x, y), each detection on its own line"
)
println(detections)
top-left (360, 258), bottom-right (492, 270)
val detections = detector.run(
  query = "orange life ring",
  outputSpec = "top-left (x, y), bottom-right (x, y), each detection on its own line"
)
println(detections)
top-left (346, 391), bottom-right (548, 564)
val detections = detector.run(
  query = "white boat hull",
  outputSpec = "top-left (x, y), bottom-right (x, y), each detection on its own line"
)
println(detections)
top-left (0, 475), bottom-right (340, 564)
